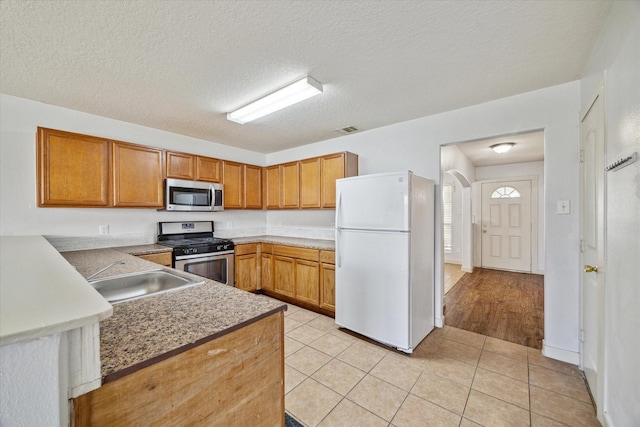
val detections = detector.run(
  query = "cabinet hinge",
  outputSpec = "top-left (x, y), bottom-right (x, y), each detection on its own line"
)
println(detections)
top-left (580, 150), bottom-right (585, 163)
top-left (580, 329), bottom-right (585, 342)
top-left (580, 239), bottom-right (585, 252)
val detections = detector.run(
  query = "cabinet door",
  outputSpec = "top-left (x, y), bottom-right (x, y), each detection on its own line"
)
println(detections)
top-left (236, 253), bottom-right (258, 292)
top-left (264, 165), bottom-right (281, 209)
top-left (321, 152), bottom-right (358, 208)
top-left (112, 142), bottom-right (164, 207)
top-left (166, 152), bottom-right (194, 180)
top-left (137, 252), bottom-right (172, 267)
top-left (320, 263), bottom-right (336, 312)
top-left (243, 164), bottom-right (263, 209)
top-left (281, 161), bottom-right (300, 209)
top-left (195, 156), bottom-right (221, 182)
top-left (222, 161), bottom-right (243, 209)
top-left (300, 157), bottom-right (321, 209)
top-left (261, 253), bottom-right (274, 291)
top-left (273, 256), bottom-right (295, 298)
top-left (295, 260), bottom-right (320, 305)
top-left (320, 153), bottom-right (345, 209)
top-left (37, 127), bottom-right (110, 207)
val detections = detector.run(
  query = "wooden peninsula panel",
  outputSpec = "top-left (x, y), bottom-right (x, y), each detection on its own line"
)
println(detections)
top-left (73, 312), bottom-right (284, 426)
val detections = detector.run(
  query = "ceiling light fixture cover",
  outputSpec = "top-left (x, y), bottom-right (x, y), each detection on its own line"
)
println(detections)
top-left (227, 76), bottom-right (323, 124)
top-left (491, 142), bottom-right (515, 154)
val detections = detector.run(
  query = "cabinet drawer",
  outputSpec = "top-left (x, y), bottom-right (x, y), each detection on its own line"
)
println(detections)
top-left (273, 245), bottom-right (319, 262)
top-left (235, 243), bottom-right (258, 256)
top-left (319, 250), bottom-right (335, 264)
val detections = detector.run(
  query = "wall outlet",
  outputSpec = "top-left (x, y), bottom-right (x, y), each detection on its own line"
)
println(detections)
top-left (99, 225), bottom-right (109, 235)
top-left (226, 221), bottom-right (233, 229)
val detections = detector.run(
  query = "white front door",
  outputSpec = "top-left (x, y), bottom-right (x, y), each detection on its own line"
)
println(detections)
top-left (580, 92), bottom-right (605, 417)
top-left (481, 180), bottom-right (532, 272)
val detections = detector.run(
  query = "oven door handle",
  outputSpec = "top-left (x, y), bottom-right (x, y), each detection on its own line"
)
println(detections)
top-left (174, 250), bottom-right (235, 261)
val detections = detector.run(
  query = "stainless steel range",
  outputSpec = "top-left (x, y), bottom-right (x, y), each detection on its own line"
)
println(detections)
top-left (158, 221), bottom-right (235, 286)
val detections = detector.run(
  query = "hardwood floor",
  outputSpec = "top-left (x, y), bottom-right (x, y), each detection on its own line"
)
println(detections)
top-left (443, 268), bottom-right (544, 349)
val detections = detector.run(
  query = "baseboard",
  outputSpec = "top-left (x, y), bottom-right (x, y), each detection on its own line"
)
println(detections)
top-left (542, 340), bottom-right (580, 365)
top-left (603, 411), bottom-right (614, 427)
top-left (461, 266), bottom-right (474, 273)
top-left (435, 316), bottom-right (445, 328)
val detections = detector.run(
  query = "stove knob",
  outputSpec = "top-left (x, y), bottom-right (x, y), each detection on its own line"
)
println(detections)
top-left (224, 244), bottom-right (230, 250)
top-left (216, 245), bottom-right (223, 251)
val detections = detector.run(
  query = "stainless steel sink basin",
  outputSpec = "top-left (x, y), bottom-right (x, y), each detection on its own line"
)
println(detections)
top-left (89, 269), bottom-right (205, 303)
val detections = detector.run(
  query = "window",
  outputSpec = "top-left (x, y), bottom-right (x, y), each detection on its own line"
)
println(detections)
top-left (491, 186), bottom-right (521, 199)
top-left (443, 184), bottom-right (453, 253)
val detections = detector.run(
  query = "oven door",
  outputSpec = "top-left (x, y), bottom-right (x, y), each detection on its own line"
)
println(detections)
top-left (174, 251), bottom-right (235, 286)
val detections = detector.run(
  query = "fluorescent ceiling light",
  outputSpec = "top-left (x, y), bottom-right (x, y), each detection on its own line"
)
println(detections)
top-left (490, 142), bottom-right (515, 154)
top-left (227, 76), bottom-right (323, 124)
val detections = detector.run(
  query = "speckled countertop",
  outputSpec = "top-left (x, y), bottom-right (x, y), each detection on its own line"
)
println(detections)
top-left (116, 243), bottom-right (172, 256)
top-left (232, 235), bottom-right (335, 250)
top-left (61, 248), bottom-right (286, 383)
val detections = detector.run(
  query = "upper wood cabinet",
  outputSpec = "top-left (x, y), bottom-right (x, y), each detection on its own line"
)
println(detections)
top-left (320, 152), bottom-right (358, 208)
top-left (167, 152), bottom-right (221, 183)
top-left (222, 160), bottom-right (243, 209)
top-left (299, 157), bottom-right (321, 209)
top-left (281, 162), bottom-right (300, 209)
top-left (195, 156), bottom-right (221, 182)
top-left (165, 152), bottom-right (194, 180)
top-left (264, 152), bottom-right (357, 210)
top-left (263, 162), bottom-right (299, 209)
top-left (112, 142), bottom-right (164, 208)
top-left (264, 165), bottom-right (281, 209)
top-left (37, 127), bottom-right (111, 207)
top-left (222, 160), bottom-right (262, 209)
top-left (244, 164), bottom-right (263, 209)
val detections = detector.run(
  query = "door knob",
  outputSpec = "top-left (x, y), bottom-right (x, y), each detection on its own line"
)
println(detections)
top-left (584, 265), bottom-right (598, 273)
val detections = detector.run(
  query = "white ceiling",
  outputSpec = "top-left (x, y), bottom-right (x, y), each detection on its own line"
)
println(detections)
top-left (0, 1), bottom-right (611, 154)
top-left (455, 130), bottom-right (545, 167)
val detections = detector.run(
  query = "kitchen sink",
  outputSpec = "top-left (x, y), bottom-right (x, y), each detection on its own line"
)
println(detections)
top-left (89, 269), bottom-right (205, 304)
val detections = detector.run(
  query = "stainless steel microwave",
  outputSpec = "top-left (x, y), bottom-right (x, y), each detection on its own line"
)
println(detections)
top-left (164, 178), bottom-right (223, 211)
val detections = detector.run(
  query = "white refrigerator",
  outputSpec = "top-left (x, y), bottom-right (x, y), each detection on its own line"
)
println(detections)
top-left (335, 171), bottom-right (435, 353)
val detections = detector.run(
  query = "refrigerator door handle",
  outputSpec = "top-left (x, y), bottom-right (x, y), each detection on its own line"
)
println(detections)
top-left (336, 189), bottom-right (342, 268)
top-left (337, 226), bottom-right (410, 233)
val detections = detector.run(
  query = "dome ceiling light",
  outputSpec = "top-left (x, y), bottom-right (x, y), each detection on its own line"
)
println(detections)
top-left (490, 142), bottom-right (515, 154)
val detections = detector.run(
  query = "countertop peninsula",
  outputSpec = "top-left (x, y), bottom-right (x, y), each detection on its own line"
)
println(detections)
top-left (61, 247), bottom-right (286, 382)
top-left (0, 236), bottom-right (113, 346)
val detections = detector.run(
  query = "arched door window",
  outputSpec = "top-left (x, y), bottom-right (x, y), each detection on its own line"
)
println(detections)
top-left (491, 186), bottom-right (521, 199)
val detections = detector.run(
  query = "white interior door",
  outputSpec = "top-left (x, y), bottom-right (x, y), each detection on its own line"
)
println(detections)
top-left (580, 92), bottom-right (605, 415)
top-left (481, 180), bottom-right (532, 272)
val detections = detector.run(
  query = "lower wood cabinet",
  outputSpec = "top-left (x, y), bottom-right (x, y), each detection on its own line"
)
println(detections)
top-left (135, 252), bottom-right (172, 267)
top-left (258, 243), bottom-right (335, 315)
top-left (320, 250), bottom-right (336, 312)
top-left (72, 312), bottom-right (284, 426)
top-left (235, 244), bottom-right (258, 292)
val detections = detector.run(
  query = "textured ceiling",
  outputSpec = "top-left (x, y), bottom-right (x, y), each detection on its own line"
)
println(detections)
top-left (0, 1), bottom-right (611, 153)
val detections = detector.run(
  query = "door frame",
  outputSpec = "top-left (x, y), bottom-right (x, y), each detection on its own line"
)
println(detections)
top-left (473, 175), bottom-right (540, 274)
top-left (579, 87), bottom-right (606, 422)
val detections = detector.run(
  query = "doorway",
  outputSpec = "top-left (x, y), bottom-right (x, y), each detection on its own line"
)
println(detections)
top-left (440, 130), bottom-right (544, 348)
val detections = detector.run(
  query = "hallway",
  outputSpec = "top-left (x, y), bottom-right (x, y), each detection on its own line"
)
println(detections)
top-left (443, 266), bottom-right (544, 349)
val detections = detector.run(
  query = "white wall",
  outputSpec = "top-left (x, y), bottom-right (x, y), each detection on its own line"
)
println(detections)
top-left (0, 94), bottom-right (268, 248)
top-left (475, 161), bottom-right (545, 272)
top-left (580, 2), bottom-right (640, 425)
top-left (0, 334), bottom-right (65, 426)
top-left (266, 82), bottom-right (581, 360)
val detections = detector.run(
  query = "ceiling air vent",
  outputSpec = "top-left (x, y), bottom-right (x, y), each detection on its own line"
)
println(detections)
top-left (335, 126), bottom-right (359, 135)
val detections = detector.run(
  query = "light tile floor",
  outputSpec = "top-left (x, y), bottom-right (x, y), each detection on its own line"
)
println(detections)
top-left (279, 302), bottom-right (599, 427)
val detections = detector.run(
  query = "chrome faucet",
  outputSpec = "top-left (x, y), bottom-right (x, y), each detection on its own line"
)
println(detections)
top-left (86, 260), bottom-right (126, 281)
